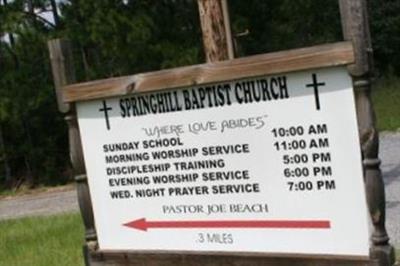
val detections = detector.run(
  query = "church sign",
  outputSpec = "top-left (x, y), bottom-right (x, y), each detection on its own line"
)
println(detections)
top-left (63, 42), bottom-right (370, 260)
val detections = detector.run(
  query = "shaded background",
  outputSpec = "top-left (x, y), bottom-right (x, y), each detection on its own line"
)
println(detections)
top-left (0, 0), bottom-right (399, 189)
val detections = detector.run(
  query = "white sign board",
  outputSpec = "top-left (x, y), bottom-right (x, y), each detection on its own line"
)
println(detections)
top-left (77, 66), bottom-right (369, 257)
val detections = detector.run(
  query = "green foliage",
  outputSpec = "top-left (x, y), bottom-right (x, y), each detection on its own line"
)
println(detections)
top-left (372, 74), bottom-right (400, 131)
top-left (0, 0), bottom-right (399, 189)
top-left (230, 0), bottom-right (342, 56)
top-left (0, 0), bottom-right (68, 186)
top-left (0, 212), bottom-right (84, 266)
top-left (369, 0), bottom-right (400, 75)
top-left (60, 0), bottom-right (202, 80)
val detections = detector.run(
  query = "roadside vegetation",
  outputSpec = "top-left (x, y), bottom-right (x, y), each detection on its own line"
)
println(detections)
top-left (397, 250), bottom-right (400, 264)
top-left (0, 1), bottom-right (399, 192)
top-left (373, 75), bottom-right (400, 131)
top-left (0, 212), bottom-right (84, 266)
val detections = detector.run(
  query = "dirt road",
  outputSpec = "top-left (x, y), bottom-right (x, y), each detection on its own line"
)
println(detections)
top-left (0, 188), bottom-right (78, 220)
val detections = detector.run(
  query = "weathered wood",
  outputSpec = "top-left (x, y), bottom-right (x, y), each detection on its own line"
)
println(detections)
top-left (339, 0), bottom-right (372, 77)
top-left (48, 39), bottom-right (75, 113)
top-left (89, 251), bottom-right (377, 266)
top-left (220, 0), bottom-right (234, 59)
top-left (197, 0), bottom-right (232, 62)
top-left (48, 39), bottom-right (98, 266)
top-left (63, 41), bottom-right (354, 104)
top-left (338, 1), bottom-right (395, 266)
top-left (65, 117), bottom-right (96, 242)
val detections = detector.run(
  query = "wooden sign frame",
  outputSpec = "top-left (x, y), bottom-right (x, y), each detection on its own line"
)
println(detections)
top-left (48, 2), bottom-right (395, 265)
top-left (57, 41), bottom-right (378, 266)
top-left (63, 42), bottom-right (353, 103)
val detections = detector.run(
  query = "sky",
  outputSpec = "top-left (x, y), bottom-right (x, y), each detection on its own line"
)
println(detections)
top-left (1, 1), bottom-right (57, 42)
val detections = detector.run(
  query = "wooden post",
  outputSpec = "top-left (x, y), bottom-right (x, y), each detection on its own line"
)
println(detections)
top-left (338, 1), bottom-right (395, 266)
top-left (48, 39), bottom-right (97, 266)
top-left (221, 0), bottom-right (234, 60)
top-left (48, 40), bottom-right (74, 114)
top-left (197, 0), bottom-right (234, 62)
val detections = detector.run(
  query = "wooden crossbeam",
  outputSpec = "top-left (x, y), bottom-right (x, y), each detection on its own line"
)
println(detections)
top-left (62, 41), bottom-right (354, 103)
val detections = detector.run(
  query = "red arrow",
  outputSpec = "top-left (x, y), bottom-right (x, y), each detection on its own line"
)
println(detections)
top-left (123, 218), bottom-right (331, 231)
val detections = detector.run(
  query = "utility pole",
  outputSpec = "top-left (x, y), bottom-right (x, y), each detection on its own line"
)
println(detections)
top-left (197, 0), bottom-right (234, 62)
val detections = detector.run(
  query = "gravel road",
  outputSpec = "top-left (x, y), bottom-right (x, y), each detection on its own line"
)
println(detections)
top-left (381, 132), bottom-right (400, 247)
top-left (0, 133), bottom-right (399, 246)
top-left (0, 188), bottom-right (78, 220)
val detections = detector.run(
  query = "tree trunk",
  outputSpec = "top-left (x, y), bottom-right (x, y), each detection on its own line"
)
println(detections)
top-left (0, 124), bottom-right (12, 187)
top-left (27, 0), bottom-right (34, 13)
top-left (50, 0), bottom-right (60, 27)
top-left (197, 0), bottom-right (234, 62)
top-left (26, 0), bottom-right (36, 27)
top-left (3, 0), bottom-right (15, 46)
top-left (81, 46), bottom-right (91, 80)
top-left (22, 117), bottom-right (35, 187)
top-left (2, 0), bottom-right (18, 68)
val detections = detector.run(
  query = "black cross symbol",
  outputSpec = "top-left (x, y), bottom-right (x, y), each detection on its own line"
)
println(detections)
top-left (306, 73), bottom-right (326, 111)
top-left (99, 100), bottom-right (112, 130)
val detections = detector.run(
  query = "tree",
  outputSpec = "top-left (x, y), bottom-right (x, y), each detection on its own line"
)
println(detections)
top-left (229, 0), bottom-right (341, 56)
top-left (0, 0), bottom-right (399, 190)
top-left (60, 0), bottom-right (202, 80)
top-left (0, 0), bottom-right (68, 188)
top-left (369, 0), bottom-right (400, 75)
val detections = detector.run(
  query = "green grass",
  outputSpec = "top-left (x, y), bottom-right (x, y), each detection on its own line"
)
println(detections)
top-left (0, 212), bottom-right (397, 265)
top-left (396, 249), bottom-right (399, 263)
top-left (372, 75), bottom-right (400, 131)
top-left (0, 212), bottom-right (84, 266)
